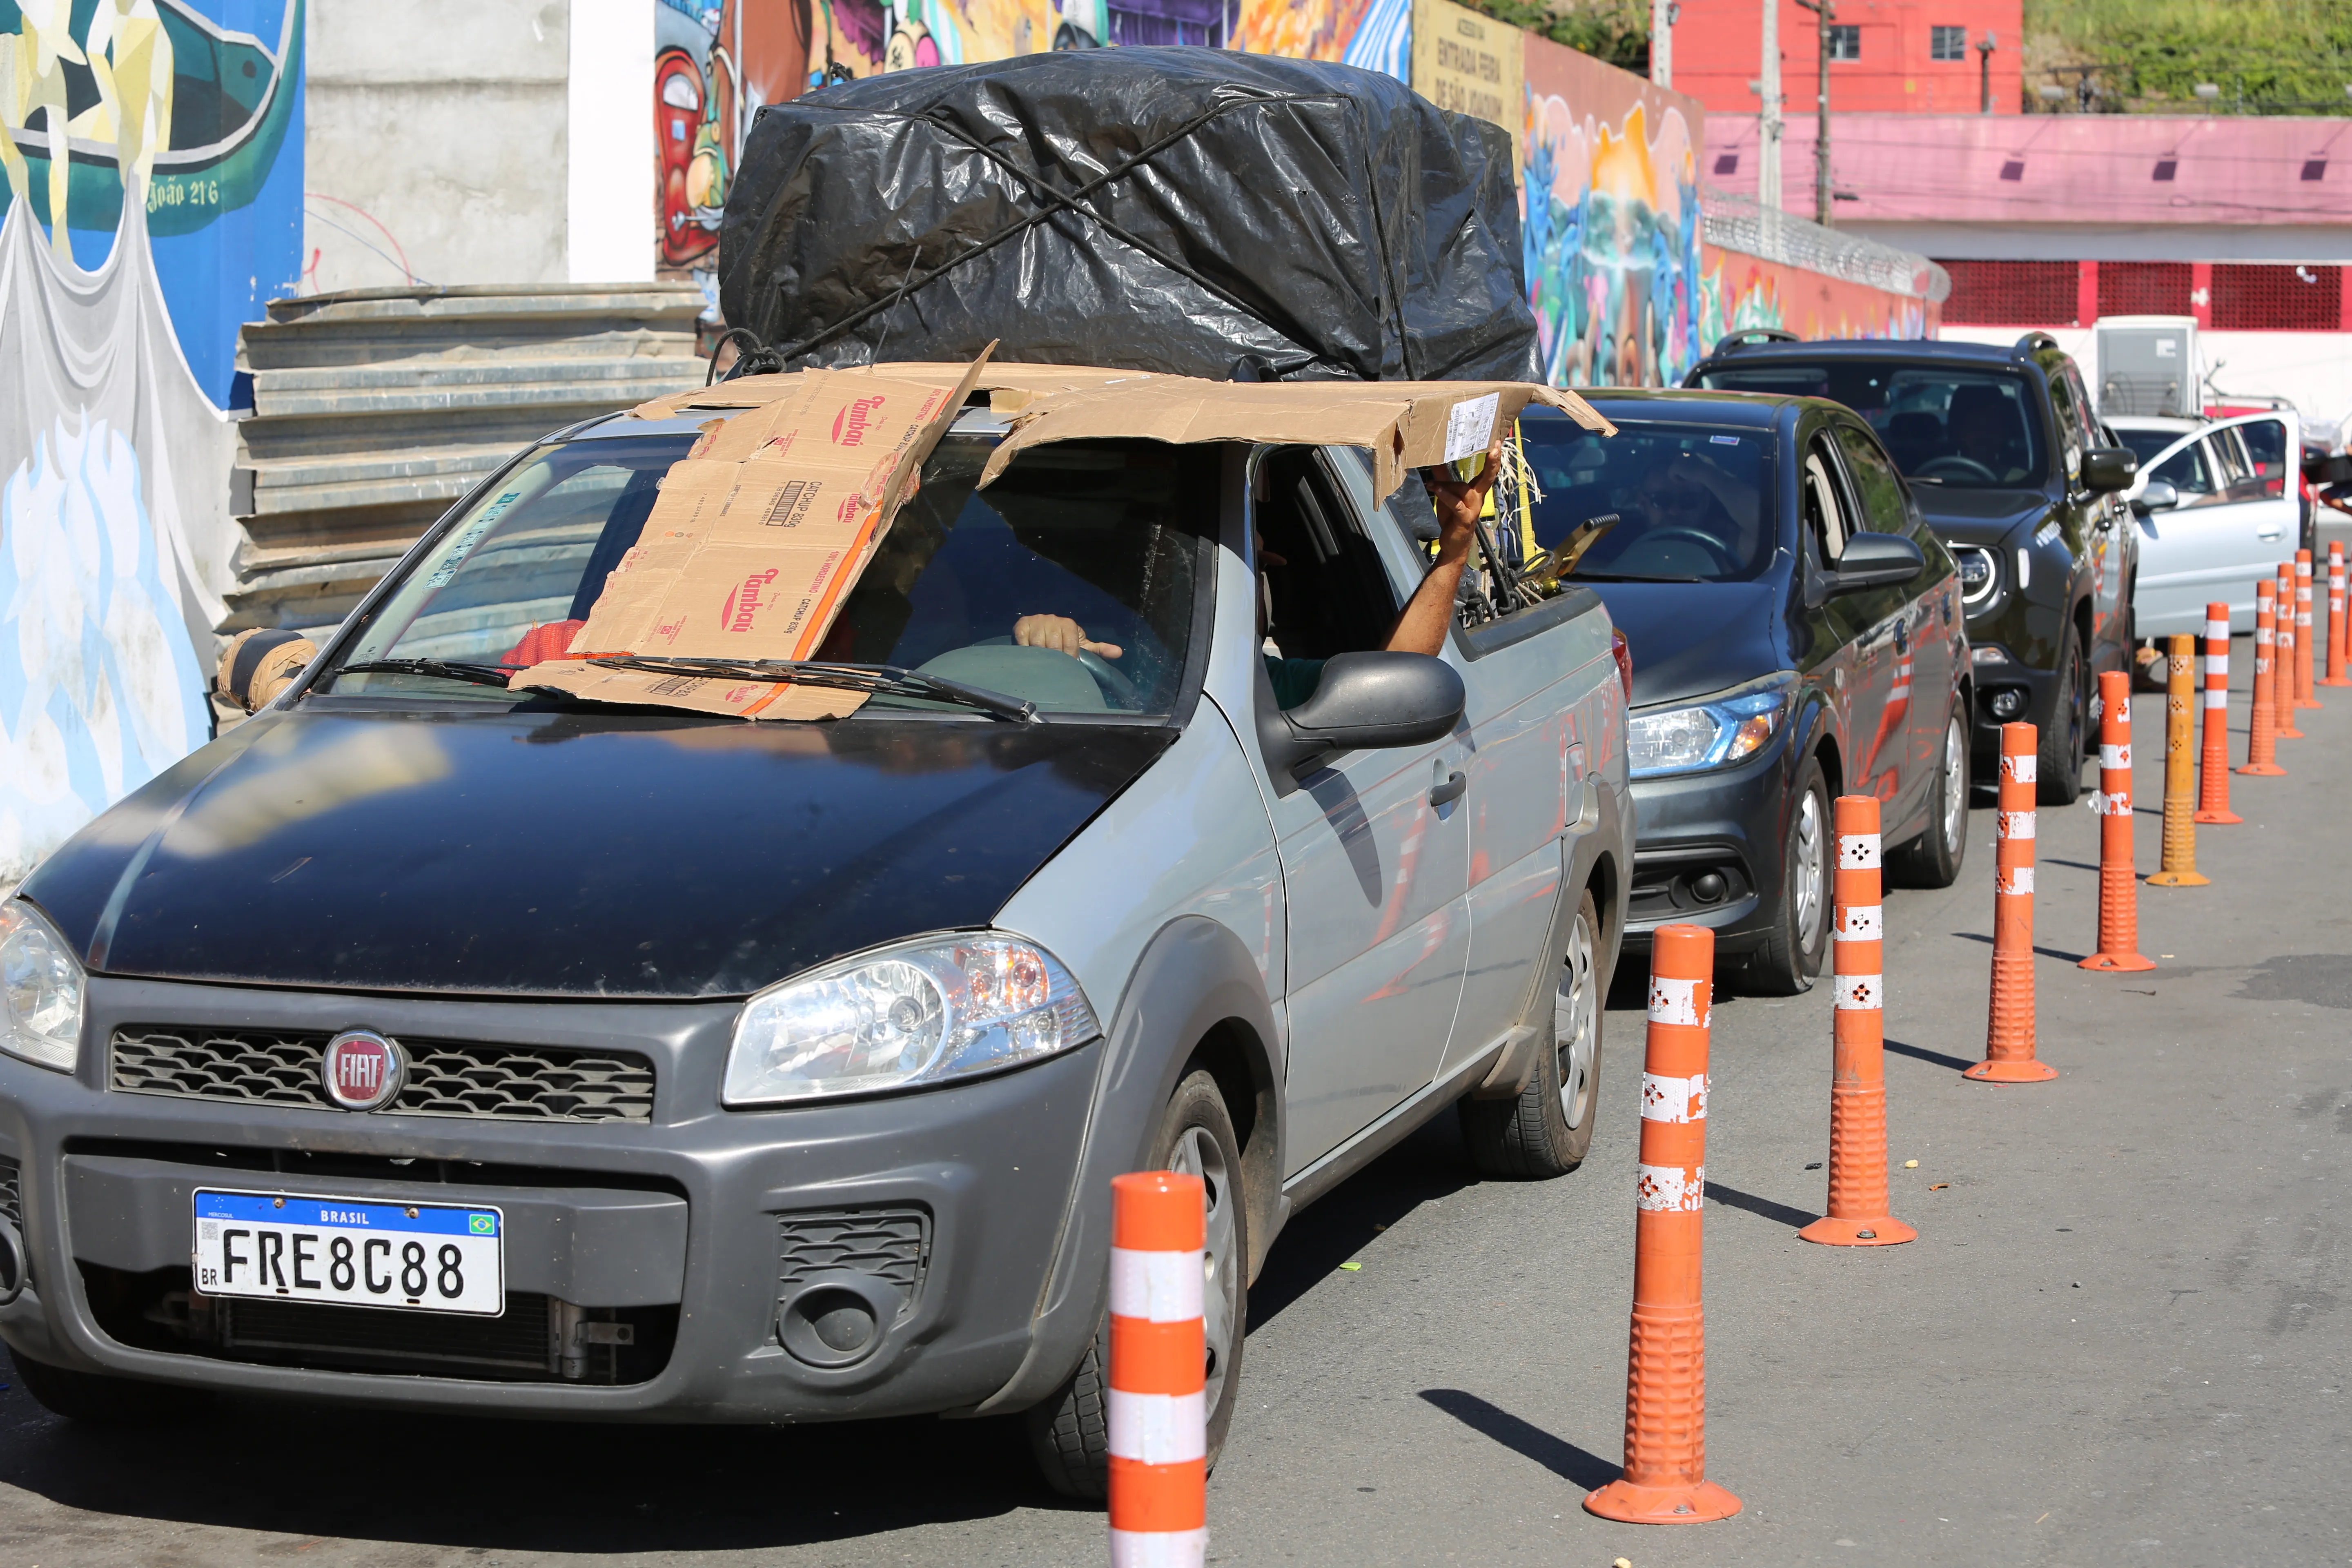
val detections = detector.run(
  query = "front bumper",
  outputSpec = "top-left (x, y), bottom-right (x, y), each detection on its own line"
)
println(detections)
top-left (1618, 738), bottom-right (1788, 958)
top-left (0, 976), bottom-right (1097, 1423)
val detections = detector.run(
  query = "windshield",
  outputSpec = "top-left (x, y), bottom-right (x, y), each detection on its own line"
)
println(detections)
top-left (1520, 416), bottom-right (1776, 582)
top-left (1695, 362), bottom-right (2045, 488)
top-left (324, 426), bottom-right (1214, 717)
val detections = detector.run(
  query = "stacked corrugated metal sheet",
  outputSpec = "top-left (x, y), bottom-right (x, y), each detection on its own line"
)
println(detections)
top-left (230, 282), bottom-right (708, 637)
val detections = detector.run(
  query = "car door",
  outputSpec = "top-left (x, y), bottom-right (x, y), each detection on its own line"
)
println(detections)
top-left (2131, 416), bottom-right (2296, 636)
top-left (1254, 450), bottom-right (1470, 1178)
top-left (1831, 418), bottom-right (1949, 827)
top-left (2049, 362), bottom-right (2132, 653)
top-left (1806, 426), bottom-right (1904, 804)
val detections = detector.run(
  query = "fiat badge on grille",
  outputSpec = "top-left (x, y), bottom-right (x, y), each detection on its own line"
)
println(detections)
top-left (321, 1030), bottom-right (405, 1111)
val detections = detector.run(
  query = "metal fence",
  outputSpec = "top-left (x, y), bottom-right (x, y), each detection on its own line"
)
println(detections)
top-left (1701, 186), bottom-right (1953, 304)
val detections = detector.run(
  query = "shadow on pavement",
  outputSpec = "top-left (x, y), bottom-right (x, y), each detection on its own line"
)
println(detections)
top-left (1704, 1181), bottom-right (1817, 1231)
top-left (1884, 1037), bottom-right (1978, 1073)
top-left (1949, 929), bottom-right (2088, 964)
top-left (1248, 1114), bottom-right (1475, 1332)
top-left (0, 1373), bottom-right (1057, 1550)
top-left (1417, 1388), bottom-right (1617, 1489)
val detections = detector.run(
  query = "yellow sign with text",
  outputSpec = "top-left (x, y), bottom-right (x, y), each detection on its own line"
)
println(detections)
top-left (1411, 0), bottom-right (1523, 168)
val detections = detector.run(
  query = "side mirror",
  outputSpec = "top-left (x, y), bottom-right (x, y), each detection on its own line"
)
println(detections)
top-left (216, 627), bottom-right (317, 713)
top-left (2131, 479), bottom-right (2180, 516)
top-left (2080, 446), bottom-right (2139, 495)
top-left (1829, 532), bottom-right (1924, 592)
top-left (1258, 651), bottom-right (1465, 776)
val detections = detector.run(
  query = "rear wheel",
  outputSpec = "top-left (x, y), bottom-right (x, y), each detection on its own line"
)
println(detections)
top-left (1744, 753), bottom-right (1830, 996)
top-left (2038, 621), bottom-right (2087, 806)
top-left (1027, 1068), bottom-right (1247, 1501)
top-left (9, 1350), bottom-right (205, 1425)
top-left (1460, 890), bottom-right (1606, 1178)
top-left (1890, 710), bottom-right (1969, 888)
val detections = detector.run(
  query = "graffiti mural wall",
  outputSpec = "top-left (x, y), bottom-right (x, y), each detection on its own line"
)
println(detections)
top-left (0, 0), bottom-right (303, 882)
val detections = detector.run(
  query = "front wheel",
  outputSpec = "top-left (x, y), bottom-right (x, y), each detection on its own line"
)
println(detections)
top-left (1889, 709), bottom-right (1969, 888)
top-left (1460, 889), bottom-right (1606, 1178)
top-left (1027, 1068), bottom-right (1247, 1501)
top-left (2038, 622), bottom-right (2087, 806)
top-left (1744, 753), bottom-right (1830, 996)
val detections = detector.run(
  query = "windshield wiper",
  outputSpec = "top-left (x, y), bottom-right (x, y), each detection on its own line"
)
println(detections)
top-left (329, 658), bottom-right (524, 689)
top-left (1573, 572), bottom-right (1706, 584)
top-left (577, 657), bottom-right (1041, 724)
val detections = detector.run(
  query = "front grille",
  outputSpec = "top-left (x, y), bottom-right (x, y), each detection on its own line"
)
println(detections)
top-left (222, 1292), bottom-right (557, 1374)
top-left (110, 1028), bottom-right (655, 1123)
top-left (0, 1156), bottom-right (18, 1229)
top-left (777, 1207), bottom-right (930, 1320)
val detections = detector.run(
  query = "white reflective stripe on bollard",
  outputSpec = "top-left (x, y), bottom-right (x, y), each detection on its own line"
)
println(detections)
top-left (2206, 620), bottom-right (2230, 639)
top-left (2002, 753), bottom-right (2037, 783)
top-left (1998, 866), bottom-right (2035, 896)
top-left (1834, 974), bottom-right (1884, 1011)
top-left (1646, 976), bottom-right (1708, 1027)
top-left (1110, 1527), bottom-right (1209, 1568)
top-left (1837, 833), bottom-right (1881, 869)
top-left (1109, 1248), bottom-right (1206, 1323)
top-left (1639, 1071), bottom-right (1708, 1123)
top-left (2204, 653), bottom-right (2228, 676)
top-left (1835, 904), bottom-right (1882, 940)
top-left (1998, 811), bottom-right (2036, 839)
top-left (1108, 1390), bottom-right (1209, 1464)
top-left (2100, 743), bottom-right (2130, 769)
top-left (1635, 1163), bottom-right (1705, 1212)
top-left (2205, 688), bottom-right (2229, 708)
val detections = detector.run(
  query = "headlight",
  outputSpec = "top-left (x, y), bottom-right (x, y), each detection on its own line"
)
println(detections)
top-left (723, 933), bottom-right (1100, 1106)
top-left (0, 901), bottom-right (84, 1074)
top-left (1953, 546), bottom-right (1998, 606)
top-left (1627, 675), bottom-right (1795, 777)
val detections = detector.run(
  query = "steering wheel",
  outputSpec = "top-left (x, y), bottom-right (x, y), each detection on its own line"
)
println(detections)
top-left (1077, 648), bottom-right (1144, 709)
top-left (1914, 454), bottom-right (1998, 483)
top-left (1626, 526), bottom-right (1738, 573)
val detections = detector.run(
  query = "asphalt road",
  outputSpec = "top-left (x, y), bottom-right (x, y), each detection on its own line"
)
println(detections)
top-left (2, 642), bottom-right (2347, 1568)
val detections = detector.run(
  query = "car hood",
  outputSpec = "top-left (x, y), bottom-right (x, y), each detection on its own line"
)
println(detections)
top-left (1590, 581), bottom-right (1784, 709)
top-left (22, 708), bottom-right (1174, 999)
top-left (1909, 484), bottom-right (2052, 548)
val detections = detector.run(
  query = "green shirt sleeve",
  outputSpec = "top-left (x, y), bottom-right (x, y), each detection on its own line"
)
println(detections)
top-left (1263, 654), bottom-right (1327, 711)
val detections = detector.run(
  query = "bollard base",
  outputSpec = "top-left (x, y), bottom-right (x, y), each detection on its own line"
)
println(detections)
top-left (2295, 697), bottom-right (2322, 709)
top-left (2323, 677), bottom-right (2352, 688)
top-left (2194, 808), bottom-right (2244, 824)
top-left (1798, 1214), bottom-right (1918, 1246)
top-left (2233, 762), bottom-right (2286, 776)
top-left (1584, 1477), bottom-right (1743, 1524)
top-left (2280, 723), bottom-right (2307, 739)
top-left (2145, 869), bottom-right (2211, 886)
top-left (1963, 1056), bottom-right (2059, 1083)
top-left (2079, 950), bottom-right (2158, 971)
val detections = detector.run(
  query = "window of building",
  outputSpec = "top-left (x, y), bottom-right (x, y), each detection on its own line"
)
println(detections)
top-left (2212, 264), bottom-right (2345, 331)
top-left (1827, 24), bottom-right (1860, 58)
top-left (2097, 262), bottom-right (2192, 318)
top-left (1930, 25), bottom-right (1967, 60)
top-left (1937, 260), bottom-right (2079, 327)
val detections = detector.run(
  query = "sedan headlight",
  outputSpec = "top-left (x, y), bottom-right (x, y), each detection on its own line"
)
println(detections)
top-left (0, 901), bottom-right (84, 1074)
top-left (1627, 675), bottom-right (1795, 778)
top-left (723, 933), bottom-right (1100, 1106)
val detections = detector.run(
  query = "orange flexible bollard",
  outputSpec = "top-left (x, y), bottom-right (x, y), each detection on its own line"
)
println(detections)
top-left (2295, 550), bottom-right (2320, 707)
top-left (1800, 797), bottom-right (1916, 1247)
top-left (1108, 1172), bottom-right (1208, 1568)
top-left (2146, 635), bottom-right (2209, 887)
top-left (2238, 581), bottom-right (2286, 776)
top-left (2325, 542), bottom-right (2350, 687)
top-left (1586, 924), bottom-right (1741, 1526)
top-left (2081, 670), bottom-right (2156, 971)
top-left (2198, 602), bottom-right (2245, 820)
top-left (1967, 723), bottom-right (2057, 1083)
top-left (2276, 565), bottom-right (2305, 739)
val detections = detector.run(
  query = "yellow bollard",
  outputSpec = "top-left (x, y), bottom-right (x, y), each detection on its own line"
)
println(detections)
top-left (2147, 633), bottom-right (2210, 888)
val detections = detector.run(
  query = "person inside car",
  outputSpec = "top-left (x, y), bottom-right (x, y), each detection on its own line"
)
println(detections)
top-left (1016, 440), bottom-right (1503, 709)
top-left (1619, 449), bottom-right (1764, 574)
top-left (1946, 384), bottom-right (2031, 483)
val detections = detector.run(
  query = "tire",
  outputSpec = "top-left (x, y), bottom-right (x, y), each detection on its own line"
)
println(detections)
top-left (1459, 889), bottom-right (1606, 1179)
top-left (9, 1349), bottom-right (205, 1425)
top-left (1027, 1068), bottom-right (1248, 1501)
top-left (1889, 708), bottom-right (1969, 888)
top-left (2038, 620), bottom-right (2087, 806)
top-left (1744, 752), bottom-right (1831, 996)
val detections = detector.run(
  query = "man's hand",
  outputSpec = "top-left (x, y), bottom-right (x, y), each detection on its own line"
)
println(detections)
top-left (1424, 440), bottom-right (1503, 561)
top-left (1013, 614), bottom-right (1124, 660)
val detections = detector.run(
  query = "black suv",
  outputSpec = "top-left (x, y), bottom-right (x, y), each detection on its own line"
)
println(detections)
top-left (1687, 333), bottom-right (2140, 804)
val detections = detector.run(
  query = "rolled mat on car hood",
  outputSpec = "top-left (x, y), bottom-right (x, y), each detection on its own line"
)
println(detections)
top-left (1592, 581), bottom-right (1783, 711)
top-left (21, 711), bottom-right (1173, 999)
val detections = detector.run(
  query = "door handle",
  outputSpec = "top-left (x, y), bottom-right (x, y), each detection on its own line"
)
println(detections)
top-left (1430, 770), bottom-right (1468, 807)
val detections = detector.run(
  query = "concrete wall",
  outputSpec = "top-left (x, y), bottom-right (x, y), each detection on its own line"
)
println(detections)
top-left (305, 0), bottom-right (652, 294)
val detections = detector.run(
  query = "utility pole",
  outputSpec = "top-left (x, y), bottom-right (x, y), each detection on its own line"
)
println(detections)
top-left (1977, 30), bottom-right (1995, 115)
top-left (1794, 0), bottom-right (1833, 226)
top-left (1650, 0), bottom-right (1673, 88)
top-left (1760, 0), bottom-right (1784, 216)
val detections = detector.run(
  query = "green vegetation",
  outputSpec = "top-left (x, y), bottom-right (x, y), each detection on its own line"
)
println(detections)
top-left (1456, 0), bottom-right (1651, 75)
top-left (2025, 0), bottom-right (2352, 112)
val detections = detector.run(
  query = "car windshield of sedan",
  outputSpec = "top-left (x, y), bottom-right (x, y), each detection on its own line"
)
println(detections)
top-left (1695, 362), bottom-right (2046, 488)
top-left (1520, 417), bottom-right (1777, 582)
top-left (318, 426), bottom-right (1215, 717)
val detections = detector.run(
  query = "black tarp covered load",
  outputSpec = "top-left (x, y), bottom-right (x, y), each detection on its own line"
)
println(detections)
top-left (719, 49), bottom-right (1539, 383)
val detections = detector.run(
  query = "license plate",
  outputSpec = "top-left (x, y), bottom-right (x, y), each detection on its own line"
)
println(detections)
top-left (192, 1190), bottom-right (504, 1316)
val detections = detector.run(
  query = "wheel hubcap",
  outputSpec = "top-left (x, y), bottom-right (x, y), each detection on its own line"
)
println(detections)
top-left (1793, 791), bottom-right (1826, 949)
top-left (1167, 1124), bottom-right (1238, 1422)
top-left (1555, 912), bottom-right (1597, 1127)
top-left (1941, 716), bottom-right (1967, 851)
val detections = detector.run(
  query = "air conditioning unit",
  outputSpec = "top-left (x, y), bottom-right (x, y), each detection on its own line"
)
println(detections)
top-left (2093, 315), bottom-right (2198, 418)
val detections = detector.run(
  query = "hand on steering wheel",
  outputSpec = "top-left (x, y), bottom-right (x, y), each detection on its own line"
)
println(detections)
top-left (1015, 614), bottom-right (1142, 706)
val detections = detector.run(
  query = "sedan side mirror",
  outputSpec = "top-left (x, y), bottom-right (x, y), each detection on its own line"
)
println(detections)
top-left (1829, 532), bottom-right (1924, 592)
top-left (2080, 447), bottom-right (2139, 495)
top-left (2131, 479), bottom-right (2180, 515)
top-left (1258, 651), bottom-right (1465, 776)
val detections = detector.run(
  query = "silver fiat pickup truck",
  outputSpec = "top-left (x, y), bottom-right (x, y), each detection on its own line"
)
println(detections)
top-left (0, 400), bottom-right (1631, 1494)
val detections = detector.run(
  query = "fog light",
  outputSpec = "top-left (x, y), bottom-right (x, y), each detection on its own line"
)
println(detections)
top-left (1988, 688), bottom-right (2027, 721)
top-left (1691, 871), bottom-right (1728, 903)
